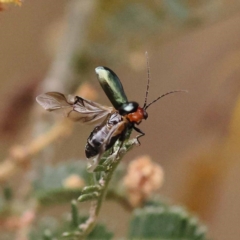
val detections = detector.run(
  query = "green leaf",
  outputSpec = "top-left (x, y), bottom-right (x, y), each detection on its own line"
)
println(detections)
top-left (71, 200), bottom-right (79, 228)
top-left (82, 185), bottom-right (101, 194)
top-left (77, 192), bottom-right (99, 202)
top-left (128, 205), bottom-right (208, 240)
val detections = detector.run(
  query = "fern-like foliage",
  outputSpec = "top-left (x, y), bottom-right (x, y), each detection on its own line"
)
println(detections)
top-left (29, 201), bottom-right (113, 240)
top-left (128, 204), bottom-right (208, 240)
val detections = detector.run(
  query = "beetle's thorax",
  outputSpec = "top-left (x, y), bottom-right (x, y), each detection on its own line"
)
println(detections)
top-left (127, 107), bottom-right (148, 124)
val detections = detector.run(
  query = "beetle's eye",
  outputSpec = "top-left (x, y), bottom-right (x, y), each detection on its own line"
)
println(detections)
top-left (118, 101), bottom-right (139, 115)
top-left (143, 111), bottom-right (148, 120)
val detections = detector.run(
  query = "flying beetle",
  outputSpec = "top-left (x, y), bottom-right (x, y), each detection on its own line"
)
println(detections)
top-left (36, 62), bottom-right (185, 170)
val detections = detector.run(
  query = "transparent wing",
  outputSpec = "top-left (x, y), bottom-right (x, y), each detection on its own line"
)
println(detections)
top-left (36, 92), bottom-right (114, 124)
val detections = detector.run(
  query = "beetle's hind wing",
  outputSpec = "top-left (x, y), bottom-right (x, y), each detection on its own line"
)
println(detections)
top-left (36, 92), bottom-right (114, 125)
top-left (36, 92), bottom-right (71, 111)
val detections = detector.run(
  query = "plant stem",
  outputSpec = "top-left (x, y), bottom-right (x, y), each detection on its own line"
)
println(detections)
top-left (77, 138), bottom-right (137, 239)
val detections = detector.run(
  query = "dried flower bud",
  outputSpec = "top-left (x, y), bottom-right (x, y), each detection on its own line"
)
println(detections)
top-left (62, 174), bottom-right (85, 189)
top-left (123, 155), bottom-right (164, 207)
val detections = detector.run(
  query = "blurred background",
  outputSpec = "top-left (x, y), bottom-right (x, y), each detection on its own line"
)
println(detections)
top-left (1, 0), bottom-right (240, 239)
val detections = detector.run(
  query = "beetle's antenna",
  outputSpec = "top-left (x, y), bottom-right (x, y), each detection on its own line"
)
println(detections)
top-left (143, 51), bottom-right (150, 108)
top-left (144, 90), bottom-right (188, 110)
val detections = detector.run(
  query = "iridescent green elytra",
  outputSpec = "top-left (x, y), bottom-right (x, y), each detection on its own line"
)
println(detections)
top-left (95, 66), bottom-right (128, 109)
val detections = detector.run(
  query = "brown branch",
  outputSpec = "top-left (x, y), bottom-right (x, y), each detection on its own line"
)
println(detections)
top-left (0, 119), bottom-right (73, 184)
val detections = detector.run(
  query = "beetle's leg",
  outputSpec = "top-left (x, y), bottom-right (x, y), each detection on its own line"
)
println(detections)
top-left (133, 125), bottom-right (145, 145)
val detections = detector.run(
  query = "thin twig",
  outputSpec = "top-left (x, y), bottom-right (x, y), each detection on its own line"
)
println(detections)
top-left (0, 119), bottom-right (73, 184)
top-left (40, 0), bottom-right (97, 93)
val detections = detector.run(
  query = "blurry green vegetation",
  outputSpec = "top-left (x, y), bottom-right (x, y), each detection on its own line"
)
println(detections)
top-left (29, 212), bottom-right (113, 240)
top-left (28, 144), bottom-right (208, 239)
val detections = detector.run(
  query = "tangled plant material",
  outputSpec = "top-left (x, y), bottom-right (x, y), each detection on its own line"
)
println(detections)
top-left (123, 155), bottom-right (164, 207)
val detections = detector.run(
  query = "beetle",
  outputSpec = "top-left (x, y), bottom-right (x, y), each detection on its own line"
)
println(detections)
top-left (36, 65), bottom-right (185, 169)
